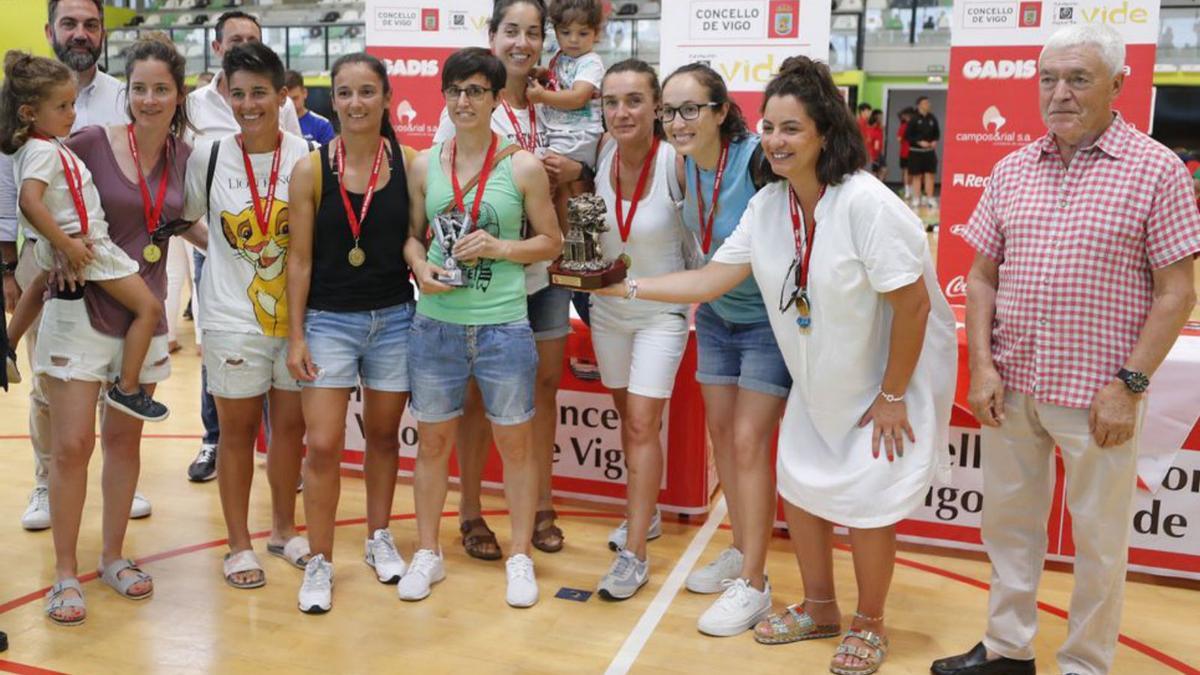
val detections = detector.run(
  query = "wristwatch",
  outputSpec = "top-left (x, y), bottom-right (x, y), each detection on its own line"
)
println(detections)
top-left (0, 260), bottom-right (16, 276)
top-left (1116, 368), bottom-right (1149, 394)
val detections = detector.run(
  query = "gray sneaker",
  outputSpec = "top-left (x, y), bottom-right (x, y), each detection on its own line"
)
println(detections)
top-left (597, 549), bottom-right (649, 601)
top-left (607, 508), bottom-right (662, 551)
top-left (686, 546), bottom-right (744, 594)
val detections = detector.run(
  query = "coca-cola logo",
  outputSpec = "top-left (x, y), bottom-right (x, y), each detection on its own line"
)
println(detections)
top-left (945, 275), bottom-right (967, 298)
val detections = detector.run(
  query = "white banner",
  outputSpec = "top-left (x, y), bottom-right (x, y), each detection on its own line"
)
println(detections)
top-left (952, 0), bottom-right (1160, 47)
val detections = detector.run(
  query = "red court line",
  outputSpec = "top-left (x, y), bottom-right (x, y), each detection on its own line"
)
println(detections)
top-left (1, 511), bottom-right (1196, 674)
top-left (0, 434), bottom-right (202, 441)
top-left (0, 661), bottom-right (69, 675)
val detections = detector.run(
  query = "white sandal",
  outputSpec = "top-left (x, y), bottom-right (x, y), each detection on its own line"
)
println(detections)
top-left (223, 549), bottom-right (266, 589)
top-left (267, 536), bottom-right (312, 569)
top-left (45, 578), bottom-right (86, 626)
top-left (98, 558), bottom-right (153, 600)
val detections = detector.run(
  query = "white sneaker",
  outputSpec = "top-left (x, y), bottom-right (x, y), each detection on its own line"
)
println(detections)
top-left (597, 549), bottom-right (649, 601)
top-left (298, 554), bottom-right (333, 614)
top-left (697, 578), bottom-right (772, 637)
top-left (505, 554), bottom-right (539, 608)
top-left (21, 486), bottom-right (51, 531)
top-left (130, 492), bottom-right (152, 519)
top-left (686, 546), bottom-right (744, 594)
top-left (397, 548), bottom-right (445, 601)
top-left (607, 508), bottom-right (662, 551)
top-left (364, 529), bottom-right (406, 584)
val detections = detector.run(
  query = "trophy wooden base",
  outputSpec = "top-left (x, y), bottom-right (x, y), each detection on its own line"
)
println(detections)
top-left (547, 258), bottom-right (627, 290)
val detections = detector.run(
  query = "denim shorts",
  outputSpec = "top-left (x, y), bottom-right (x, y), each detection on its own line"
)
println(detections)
top-left (202, 330), bottom-right (299, 398)
top-left (527, 285), bottom-right (572, 341)
top-left (695, 303), bottom-right (792, 399)
top-left (303, 302), bottom-right (414, 392)
top-left (408, 314), bottom-right (538, 426)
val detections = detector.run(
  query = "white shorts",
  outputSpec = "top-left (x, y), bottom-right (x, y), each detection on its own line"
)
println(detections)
top-left (33, 298), bottom-right (171, 384)
top-left (34, 235), bottom-right (139, 281)
top-left (202, 330), bottom-right (299, 399)
top-left (589, 307), bottom-right (688, 399)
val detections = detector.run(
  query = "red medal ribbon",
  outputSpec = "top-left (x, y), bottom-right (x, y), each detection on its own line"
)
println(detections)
top-left (500, 98), bottom-right (537, 153)
top-left (237, 132), bottom-right (283, 236)
top-left (788, 183), bottom-right (827, 289)
top-left (33, 133), bottom-right (89, 235)
top-left (335, 137), bottom-right (387, 242)
top-left (127, 124), bottom-right (170, 238)
top-left (614, 136), bottom-right (660, 244)
top-left (450, 132), bottom-right (499, 223)
top-left (545, 52), bottom-right (560, 91)
top-left (694, 141), bottom-right (729, 254)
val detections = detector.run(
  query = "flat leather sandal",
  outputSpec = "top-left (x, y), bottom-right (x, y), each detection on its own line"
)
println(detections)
top-left (45, 578), bottom-right (86, 626)
top-left (829, 629), bottom-right (889, 675)
top-left (753, 603), bottom-right (841, 645)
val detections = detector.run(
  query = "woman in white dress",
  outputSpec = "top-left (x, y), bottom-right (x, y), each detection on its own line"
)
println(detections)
top-left (594, 56), bottom-right (956, 675)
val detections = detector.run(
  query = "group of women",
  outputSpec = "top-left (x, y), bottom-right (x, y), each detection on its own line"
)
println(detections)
top-left (36, 1), bottom-right (955, 673)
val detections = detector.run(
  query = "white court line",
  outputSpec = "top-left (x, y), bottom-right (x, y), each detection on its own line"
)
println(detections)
top-left (604, 496), bottom-right (729, 675)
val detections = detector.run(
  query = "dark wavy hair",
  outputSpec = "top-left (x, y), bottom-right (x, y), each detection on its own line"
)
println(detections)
top-left (442, 47), bottom-right (507, 94)
top-left (549, 0), bottom-right (603, 30)
top-left (661, 62), bottom-right (749, 144)
top-left (601, 58), bottom-right (665, 140)
top-left (124, 33), bottom-right (191, 138)
top-left (330, 52), bottom-right (400, 150)
top-left (757, 55), bottom-right (867, 186)
top-left (489, 0), bottom-right (548, 36)
top-left (223, 41), bottom-right (285, 91)
top-left (0, 51), bottom-right (73, 154)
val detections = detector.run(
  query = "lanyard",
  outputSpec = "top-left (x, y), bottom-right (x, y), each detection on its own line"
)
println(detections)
top-left (694, 141), bottom-right (729, 254)
top-left (335, 137), bottom-right (387, 243)
top-left (237, 132), bottom-right (283, 236)
top-left (33, 134), bottom-right (88, 235)
top-left (788, 184), bottom-right (827, 290)
top-left (545, 52), bottom-right (561, 90)
top-left (499, 98), bottom-right (537, 153)
top-left (451, 132), bottom-right (499, 223)
top-left (126, 124), bottom-right (170, 237)
top-left (614, 136), bottom-right (660, 244)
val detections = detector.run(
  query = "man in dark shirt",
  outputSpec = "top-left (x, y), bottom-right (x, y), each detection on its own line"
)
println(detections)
top-left (904, 96), bottom-right (940, 209)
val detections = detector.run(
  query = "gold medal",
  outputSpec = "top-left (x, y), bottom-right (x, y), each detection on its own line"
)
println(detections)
top-left (348, 246), bottom-right (366, 267)
top-left (618, 253), bottom-right (632, 269)
top-left (142, 243), bottom-right (162, 263)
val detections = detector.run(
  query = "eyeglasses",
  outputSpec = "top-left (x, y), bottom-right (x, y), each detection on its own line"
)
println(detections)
top-left (657, 102), bottom-right (720, 123)
top-left (443, 85), bottom-right (493, 101)
top-left (778, 255), bottom-right (805, 314)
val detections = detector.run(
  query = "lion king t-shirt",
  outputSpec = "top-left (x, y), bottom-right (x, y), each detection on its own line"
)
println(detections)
top-left (183, 133), bottom-right (311, 338)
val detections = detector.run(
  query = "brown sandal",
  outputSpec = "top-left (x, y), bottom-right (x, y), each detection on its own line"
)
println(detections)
top-left (532, 509), bottom-right (564, 553)
top-left (459, 517), bottom-right (502, 560)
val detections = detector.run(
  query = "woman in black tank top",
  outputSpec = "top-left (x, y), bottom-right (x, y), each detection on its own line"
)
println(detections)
top-left (284, 54), bottom-right (415, 613)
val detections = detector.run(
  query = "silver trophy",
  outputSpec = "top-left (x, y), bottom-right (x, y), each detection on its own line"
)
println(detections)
top-left (430, 210), bottom-right (473, 287)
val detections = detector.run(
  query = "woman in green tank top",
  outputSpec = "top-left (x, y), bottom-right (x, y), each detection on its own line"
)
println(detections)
top-left (400, 48), bottom-right (561, 608)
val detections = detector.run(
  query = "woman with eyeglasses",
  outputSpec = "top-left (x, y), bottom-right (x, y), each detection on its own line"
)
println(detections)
top-left (657, 63), bottom-right (789, 638)
top-left (432, 0), bottom-right (580, 561)
top-left (401, 47), bottom-right (561, 608)
top-left (593, 56), bottom-right (955, 675)
top-left (589, 59), bottom-right (691, 602)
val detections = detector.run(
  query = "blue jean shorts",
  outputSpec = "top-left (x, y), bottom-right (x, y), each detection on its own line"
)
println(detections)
top-left (695, 303), bottom-right (792, 399)
top-left (303, 302), bottom-right (414, 392)
top-left (527, 285), bottom-right (572, 341)
top-left (408, 313), bottom-right (538, 425)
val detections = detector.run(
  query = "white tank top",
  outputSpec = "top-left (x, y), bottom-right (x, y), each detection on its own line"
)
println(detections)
top-left (592, 137), bottom-right (688, 319)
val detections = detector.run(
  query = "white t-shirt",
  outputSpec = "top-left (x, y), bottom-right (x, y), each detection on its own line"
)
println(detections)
top-left (74, 69), bottom-right (129, 130)
top-left (540, 51), bottom-right (603, 133)
top-left (712, 172), bottom-right (957, 528)
top-left (183, 133), bottom-right (310, 338)
top-left (434, 102), bottom-right (554, 295)
top-left (13, 138), bottom-right (108, 240)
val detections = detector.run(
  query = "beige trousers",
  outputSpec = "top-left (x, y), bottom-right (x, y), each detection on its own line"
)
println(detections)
top-left (15, 242), bottom-right (52, 488)
top-left (981, 391), bottom-right (1141, 675)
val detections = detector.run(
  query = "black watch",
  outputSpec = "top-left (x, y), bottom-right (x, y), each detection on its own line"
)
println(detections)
top-left (0, 260), bottom-right (16, 275)
top-left (1116, 368), bottom-right (1149, 394)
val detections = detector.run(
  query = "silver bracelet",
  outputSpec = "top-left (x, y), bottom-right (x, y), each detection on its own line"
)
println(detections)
top-left (879, 389), bottom-right (904, 403)
top-left (624, 278), bottom-right (639, 300)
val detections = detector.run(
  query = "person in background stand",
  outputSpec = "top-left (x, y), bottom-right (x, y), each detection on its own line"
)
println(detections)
top-left (854, 102), bottom-right (871, 141)
top-left (904, 95), bottom-right (939, 210)
top-left (866, 109), bottom-right (885, 181)
top-left (285, 70), bottom-right (335, 147)
top-left (895, 106), bottom-right (913, 200)
top-left (933, 24), bottom-right (1200, 675)
top-left (184, 10), bottom-right (303, 484)
top-left (1, 0), bottom-right (152, 532)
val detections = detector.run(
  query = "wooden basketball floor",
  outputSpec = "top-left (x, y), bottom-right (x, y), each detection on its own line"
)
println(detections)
top-left (2, 321), bottom-right (1199, 674)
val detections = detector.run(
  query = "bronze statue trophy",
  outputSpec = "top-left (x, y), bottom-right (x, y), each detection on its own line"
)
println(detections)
top-left (548, 193), bottom-right (628, 290)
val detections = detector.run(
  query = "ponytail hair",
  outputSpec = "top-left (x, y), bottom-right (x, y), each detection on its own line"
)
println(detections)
top-left (0, 51), bottom-right (73, 154)
top-left (661, 62), bottom-right (749, 144)
top-left (757, 55), bottom-right (866, 186)
top-left (330, 52), bottom-right (400, 150)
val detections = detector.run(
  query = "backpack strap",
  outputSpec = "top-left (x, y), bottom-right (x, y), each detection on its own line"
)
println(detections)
top-left (205, 139), bottom-right (221, 218)
top-left (309, 148), bottom-right (322, 213)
